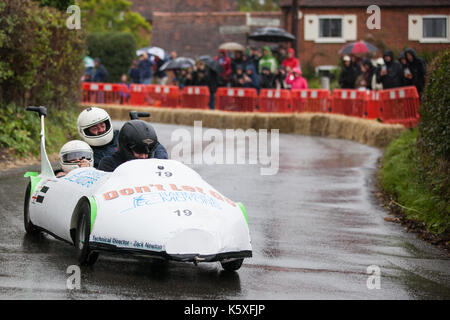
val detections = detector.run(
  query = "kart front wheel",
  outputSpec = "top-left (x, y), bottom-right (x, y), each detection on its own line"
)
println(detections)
top-left (220, 258), bottom-right (244, 271)
top-left (24, 182), bottom-right (40, 236)
top-left (75, 201), bottom-right (99, 266)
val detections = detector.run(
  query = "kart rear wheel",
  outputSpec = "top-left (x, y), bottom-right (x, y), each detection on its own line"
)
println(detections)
top-left (75, 201), bottom-right (99, 266)
top-left (220, 258), bottom-right (244, 271)
top-left (24, 182), bottom-right (40, 236)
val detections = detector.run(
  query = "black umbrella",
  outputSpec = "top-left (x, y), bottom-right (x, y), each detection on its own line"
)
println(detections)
top-left (198, 55), bottom-right (224, 74)
top-left (248, 27), bottom-right (295, 42)
top-left (159, 57), bottom-right (195, 71)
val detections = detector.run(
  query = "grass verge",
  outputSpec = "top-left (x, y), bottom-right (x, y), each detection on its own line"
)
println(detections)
top-left (379, 128), bottom-right (450, 240)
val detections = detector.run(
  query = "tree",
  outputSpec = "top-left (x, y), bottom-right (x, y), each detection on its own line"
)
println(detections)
top-left (34, 0), bottom-right (74, 11)
top-left (79, 0), bottom-right (151, 48)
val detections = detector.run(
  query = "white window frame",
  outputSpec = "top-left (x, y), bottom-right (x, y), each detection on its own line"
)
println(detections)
top-left (420, 15), bottom-right (449, 43)
top-left (316, 15), bottom-right (346, 43)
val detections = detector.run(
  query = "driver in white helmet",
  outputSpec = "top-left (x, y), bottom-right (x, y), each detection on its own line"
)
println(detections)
top-left (77, 107), bottom-right (118, 168)
top-left (78, 106), bottom-right (168, 168)
top-left (56, 140), bottom-right (94, 177)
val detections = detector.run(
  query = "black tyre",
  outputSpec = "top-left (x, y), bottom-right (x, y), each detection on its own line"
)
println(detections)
top-left (24, 182), bottom-right (40, 236)
top-left (75, 201), bottom-right (99, 266)
top-left (220, 258), bottom-right (244, 271)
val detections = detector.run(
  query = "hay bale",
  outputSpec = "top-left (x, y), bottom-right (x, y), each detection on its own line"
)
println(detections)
top-left (83, 103), bottom-right (406, 148)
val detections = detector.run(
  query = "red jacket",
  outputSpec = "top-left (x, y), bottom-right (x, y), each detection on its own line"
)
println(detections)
top-left (215, 49), bottom-right (232, 80)
top-left (282, 48), bottom-right (300, 70)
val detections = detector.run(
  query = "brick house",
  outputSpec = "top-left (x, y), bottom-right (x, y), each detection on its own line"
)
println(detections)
top-left (280, 0), bottom-right (450, 68)
top-left (130, 0), bottom-right (283, 58)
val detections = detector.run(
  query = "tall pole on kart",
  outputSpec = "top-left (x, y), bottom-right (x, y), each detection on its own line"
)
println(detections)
top-left (291, 0), bottom-right (299, 57)
top-left (26, 106), bottom-right (55, 178)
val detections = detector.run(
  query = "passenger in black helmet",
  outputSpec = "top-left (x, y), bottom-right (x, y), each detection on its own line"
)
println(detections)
top-left (98, 120), bottom-right (168, 172)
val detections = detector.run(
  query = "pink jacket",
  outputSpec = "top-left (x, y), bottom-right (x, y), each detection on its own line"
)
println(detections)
top-left (285, 71), bottom-right (308, 89)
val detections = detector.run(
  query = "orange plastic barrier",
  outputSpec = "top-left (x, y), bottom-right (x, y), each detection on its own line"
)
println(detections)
top-left (82, 83), bottom-right (130, 105)
top-left (365, 90), bottom-right (382, 119)
top-left (80, 83), bottom-right (421, 128)
top-left (258, 89), bottom-right (292, 113)
top-left (331, 89), bottom-right (367, 117)
top-left (129, 84), bottom-right (146, 105)
top-left (379, 86), bottom-right (420, 128)
top-left (291, 89), bottom-right (330, 113)
top-left (180, 86), bottom-right (210, 109)
top-left (215, 87), bottom-right (258, 112)
top-left (145, 85), bottom-right (179, 108)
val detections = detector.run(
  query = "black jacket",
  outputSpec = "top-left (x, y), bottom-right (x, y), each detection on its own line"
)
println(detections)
top-left (339, 63), bottom-right (359, 89)
top-left (91, 130), bottom-right (119, 168)
top-left (377, 50), bottom-right (404, 89)
top-left (404, 48), bottom-right (427, 96)
top-left (93, 64), bottom-right (108, 82)
top-left (98, 142), bottom-right (168, 172)
top-left (259, 73), bottom-right (275, 89)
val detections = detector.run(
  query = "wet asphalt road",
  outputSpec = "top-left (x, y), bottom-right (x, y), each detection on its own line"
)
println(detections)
top-left (0, 121), bottom-right (449, 300)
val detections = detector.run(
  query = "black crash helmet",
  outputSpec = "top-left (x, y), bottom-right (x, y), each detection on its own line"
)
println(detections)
top-left (118, 120), bottom-right (158, 160)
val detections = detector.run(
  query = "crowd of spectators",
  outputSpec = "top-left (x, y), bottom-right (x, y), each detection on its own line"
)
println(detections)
top-left (339, 48), bottom-right (427, 98)
top-left (83, 45), bottom-right (427, 108)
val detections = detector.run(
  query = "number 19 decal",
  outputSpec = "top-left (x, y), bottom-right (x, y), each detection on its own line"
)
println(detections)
top-left (174, 209), bottom-right (192, 217)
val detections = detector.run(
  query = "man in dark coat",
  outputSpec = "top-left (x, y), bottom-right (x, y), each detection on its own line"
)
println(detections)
top-left (398, 51), bottom-right (414, 87)
top-left (339, 55), bottom-right (358, 89)
top-left (404, 48), bottom-right (427, 98)
top-left (93, 58), bottom-right (108, 82)
top-left (128, 60), bottom-right (141, 84)
top-left (377, 50), bottom-right (404, 89)
top-left (259, 66), bottom-right (275, 89)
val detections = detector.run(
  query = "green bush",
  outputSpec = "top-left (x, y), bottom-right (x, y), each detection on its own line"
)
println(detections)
top-left (416, 50), bottom-right (449, 214)
top-left (0, 103), bottom-right (78, 157)
top-left (87, 32), bottom-right (137, 83)
top-left (0, 0), bottom-right (86, 109)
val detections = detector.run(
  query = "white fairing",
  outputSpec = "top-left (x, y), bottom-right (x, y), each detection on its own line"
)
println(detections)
top-left (28, 159), bottom-right (252, 258)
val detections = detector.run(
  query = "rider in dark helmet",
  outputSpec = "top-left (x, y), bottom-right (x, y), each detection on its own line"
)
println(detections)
top-left (98, 120), bottom-right (168, 172)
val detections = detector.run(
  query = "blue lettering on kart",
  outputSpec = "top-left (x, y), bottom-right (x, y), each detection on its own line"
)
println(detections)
top-left (121, 191), bottom-right (223, 213)
top-left (64, 170), bottom-right (107, 188)
top-left (159, 192), bottom-right (222, 210)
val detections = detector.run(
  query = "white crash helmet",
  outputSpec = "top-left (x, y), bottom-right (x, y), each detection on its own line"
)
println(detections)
top-left (77, 107), bottom-right (114, 147)
top-left (59, 140), bottom-right (94, 173)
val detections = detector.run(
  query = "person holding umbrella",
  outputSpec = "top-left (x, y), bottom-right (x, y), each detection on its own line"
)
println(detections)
top-left (214, 49), bottom-right (232, 86)
top-left (138, 52), bottom-right (153, 85)
top-left (339, 55), bottom-right (358, 89)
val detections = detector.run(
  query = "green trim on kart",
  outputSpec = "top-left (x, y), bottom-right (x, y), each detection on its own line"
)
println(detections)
top-left (237, 202), bottom-right (248, 225)
top-left (24, 172), bottom-right (40, 197)
top-left (88, 196), bottom-right (97, 233)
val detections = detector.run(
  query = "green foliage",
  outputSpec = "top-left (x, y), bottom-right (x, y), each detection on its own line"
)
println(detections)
top-left (380, 129), bottom-right (449, 235)
top-left (0, 104), bottom-right (78, 157)
top-left (0, 0), bottom-right (86, 109)
top-left (34, 0), bottom-right (74, 10)
top-left (79, 0), bottom-right (151, 48)
top-left (415, 49), bottom-right (450, 216)
top-left (87, 32), bottom-right (136, 83)
top-left (238, 0), bottom-right (280, 11)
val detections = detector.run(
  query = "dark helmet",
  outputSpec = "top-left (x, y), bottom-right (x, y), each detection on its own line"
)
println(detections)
top-left (118, 120), bottom-right (158, 161)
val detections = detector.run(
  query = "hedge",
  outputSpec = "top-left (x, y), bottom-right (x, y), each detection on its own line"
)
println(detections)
top-left (87, 32), bottom-right (137, 83)
top-left (0, 0), bottom-right (86, 109)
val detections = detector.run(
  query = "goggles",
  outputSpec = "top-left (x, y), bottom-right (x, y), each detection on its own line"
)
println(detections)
top-left (62, 151), bottom-right (92, 163)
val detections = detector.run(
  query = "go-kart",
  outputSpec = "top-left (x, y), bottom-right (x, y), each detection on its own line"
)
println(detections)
top-left (23, 107), bottom-right (252, 271)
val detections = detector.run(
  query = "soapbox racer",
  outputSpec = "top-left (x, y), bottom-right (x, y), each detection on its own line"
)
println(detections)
top-left (23, 107), bottom-right (252, 270)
